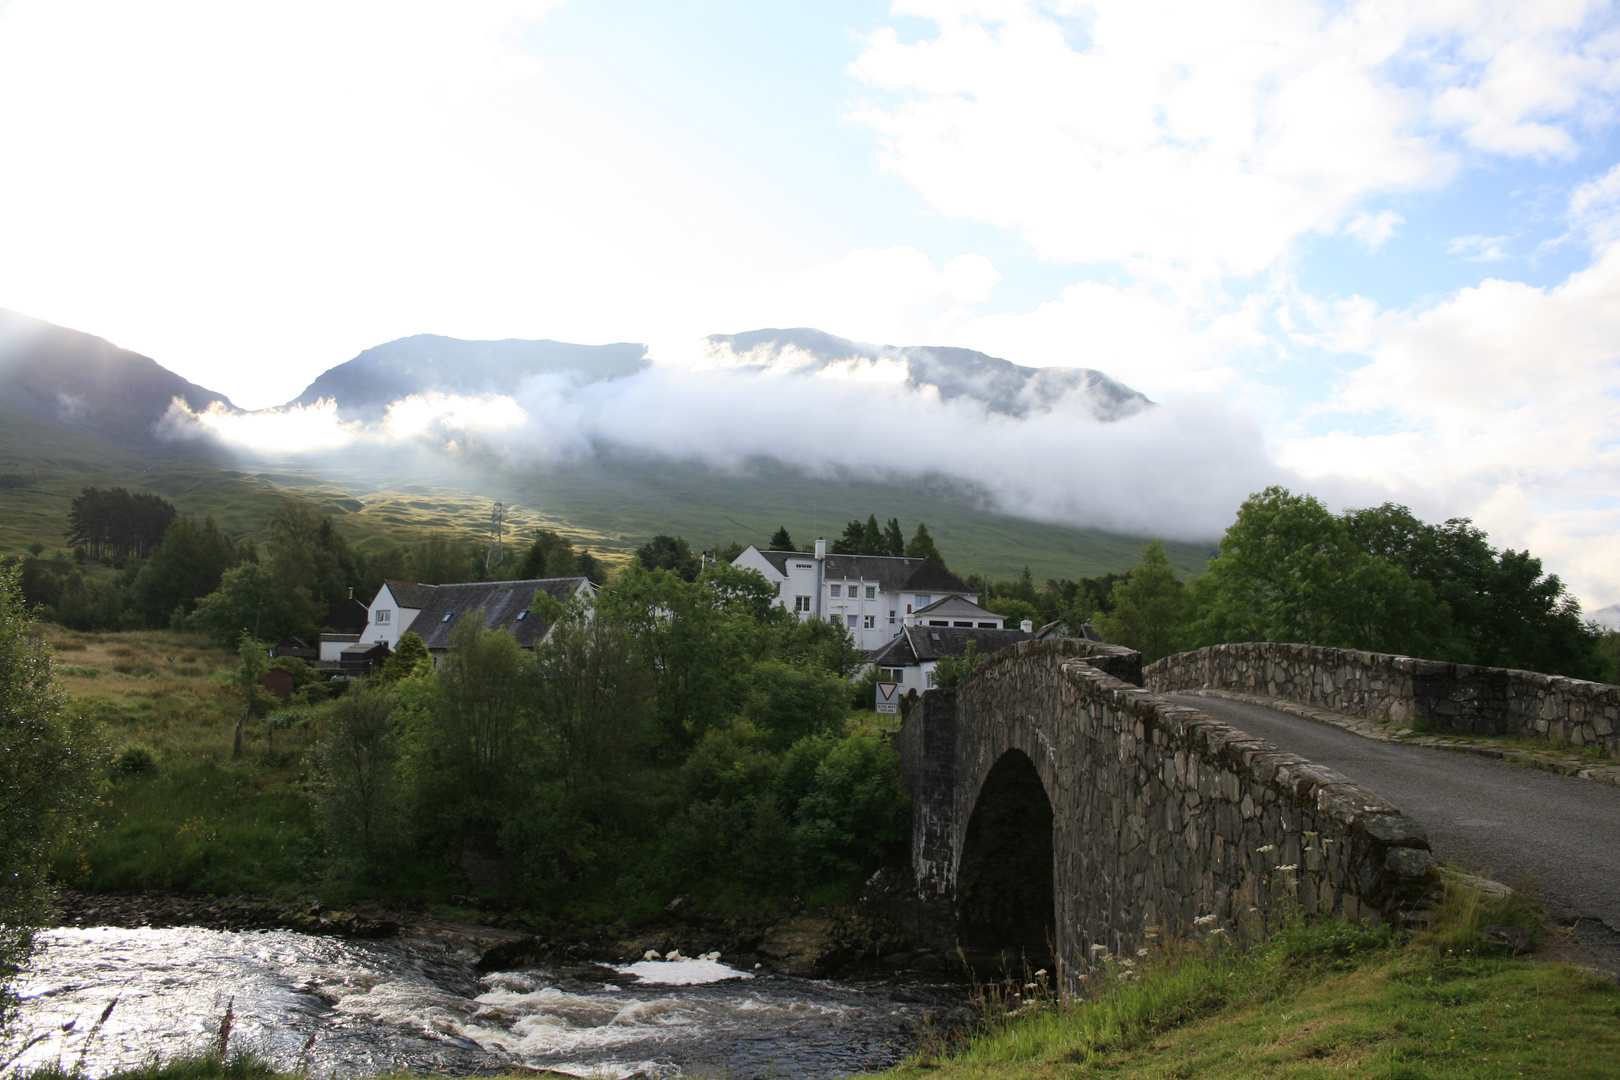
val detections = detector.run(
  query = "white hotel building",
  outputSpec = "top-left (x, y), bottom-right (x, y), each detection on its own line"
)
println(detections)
top-left (731, 539), bottom-right (1003, 652)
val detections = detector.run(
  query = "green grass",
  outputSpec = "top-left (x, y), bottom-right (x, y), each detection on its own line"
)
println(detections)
top-left (893, 881), bottom-right (1617, 1079)
top-left (41, 625), bottom-right (324, 898)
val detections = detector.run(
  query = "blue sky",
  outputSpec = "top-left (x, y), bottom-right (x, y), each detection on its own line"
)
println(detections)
top-left (1, 0), bottom-right (1618, 605)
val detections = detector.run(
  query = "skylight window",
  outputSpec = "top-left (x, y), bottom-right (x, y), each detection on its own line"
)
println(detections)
top-left (442, 612), bottom-right (453, 622)
top-left (517, 611), bottom-right (527, 620)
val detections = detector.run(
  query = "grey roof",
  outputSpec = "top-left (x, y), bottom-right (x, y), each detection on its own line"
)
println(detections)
top-left (911, 595), bottom-right (1004, 624)
top-left (749, 550), bottom-right (973, 595)
top-left (410, 577), bottom-right (591, 650)
top-left (381, 580), bottom-right (437, 610)
top-left (869, 625), bottom-right (1033, 666)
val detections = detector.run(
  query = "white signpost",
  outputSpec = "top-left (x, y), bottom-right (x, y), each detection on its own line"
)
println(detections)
top-left (875, 681), bottom-right (901, 714)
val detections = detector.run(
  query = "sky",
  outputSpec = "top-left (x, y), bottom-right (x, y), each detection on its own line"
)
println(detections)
top-left (1, 0), bottom-right (1619, 608)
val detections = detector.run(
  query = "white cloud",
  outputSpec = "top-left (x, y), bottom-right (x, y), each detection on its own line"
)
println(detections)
top-left (1447, 234), bottom-right (1511, 261)
top-left (1344, 210), bottom-right (1405, 252)
top-left (1278, 233), bottom-right (1620, 606)
top-left (852, 0), bottom-right (1620, 281)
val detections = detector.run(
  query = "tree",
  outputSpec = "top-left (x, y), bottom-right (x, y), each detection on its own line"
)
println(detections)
top-left (986, 597), bottom-right (1039, 627)
top-left (1092, 540), bottom-right (1185, 662)
top-left (131, 514), bottom-right (236, 626)
top-left (410, 533), bottom-right (477, 585)
top-left (379, 631), bottom-right (432, 682)
top-left (317, 686), bottom-right (401, 875)
top-left (575, 548), bottom-right (605, 583)
top-left (858, 515), bottom-right (884, 556)
top-left (636, 534), bottom-right (701, 581)
top-left (904, 521), bottom-right (946, 567)
top-left (768, 526), bottom-right (796, 552)
top-left (829, 519), bottom-right (866, 556)
top-left (234, 633), bottom-right (271, 759)
top-left (932, 640), bottom-right (983, 689)
top-left (882, 518), bottom-right (905, 557)
top-left (744, 660), bottom-right (849, 751)
top-left (1186, 487), bottom-right (1451, 657)
top-left (192, 562), bottom-right (302, 646)
top-left (65, 487), bottom-right (176, 560)
top-left (515, 529), bottom-right (577, 579)
top-left (0, 563), bottom-right (102, 1034)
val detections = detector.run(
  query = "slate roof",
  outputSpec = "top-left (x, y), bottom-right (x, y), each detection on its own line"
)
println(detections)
top-left (868, 625), bottom-right (1033, 666)
top-left (323, 598), bottom-right (371, 633)
top-left (381, 580), bottom-right (438, 610)
top-left (911, 595), bottom-right (1004, 624)
top-left (410, 577), bottom-right (591, 650)
top-left (750, 550), bottom-right (973, 595)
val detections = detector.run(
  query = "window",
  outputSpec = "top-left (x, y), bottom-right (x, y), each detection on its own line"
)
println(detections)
top-left (865, 586), bottom-right (876, 599)
top-left (880, 667), bottom-right (903, 682)
top-left (916, 595), bottom-right (932, 606)
top-left (954, 621), bottom-right (972, 627)
top-left (978, 621), bottom-right (998, 628)
top-left (864, 615), bottom-right (875, 628)
top-left (926, 668), bottom-right (938, 687)
top-left (794, 595), bottom-right (811, 612)
top-left (374, 609), bottom-right (391, 625)
top-left (928, 620), bottom-right (947, 626)
top-left (889, 610), bottom-right (896, 624)
top-left (847, 615), bottom-right (858, 628)
top-left (517, 611), bottom-right (528, 620)
top-left (442, 612), bottom-right (454, 622)
top-left (830, 584), bottom-right (841, 597)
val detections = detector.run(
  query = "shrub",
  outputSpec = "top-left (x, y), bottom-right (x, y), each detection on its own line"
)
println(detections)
top-left (111, 741), bottom-right (160, 777)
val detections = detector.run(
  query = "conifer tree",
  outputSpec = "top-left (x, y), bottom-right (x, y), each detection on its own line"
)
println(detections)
top-left (905, 522), bottom-right (946, 567)
top-left (768, 526), bottom-right (796, 551)
top-left (858, 515), bottom-right (883, 556)
top-left (882, 518), bottom-right (905, 557)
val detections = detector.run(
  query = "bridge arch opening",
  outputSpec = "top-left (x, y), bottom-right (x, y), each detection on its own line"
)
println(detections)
top-left (956, 749), bottom-right (1055, 969)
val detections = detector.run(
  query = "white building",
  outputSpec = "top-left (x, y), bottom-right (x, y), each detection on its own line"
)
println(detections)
top-left (869, 624), bottom-right (1036, 694)
top-left (358, 577), bottom-right (595, 655)
top-left (731, 540), bottom-right (986, 652)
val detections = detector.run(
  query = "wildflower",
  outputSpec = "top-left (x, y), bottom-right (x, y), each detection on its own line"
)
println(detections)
top-left (1210, 928), bottom-right (1228, 936)
top-left (1257, 844), bottom-right (1275, 853)
top-left (1194, 913), bottom-right (1217, 926)
top-left (1090, 943), bottom-right (1109, 953)
top-left (1033, 969), bottom-right (1047, 977)
top-left (1277, 864), bottom-right (1299, 872)
top-left (1136, 948), bottom-right (1148, 957)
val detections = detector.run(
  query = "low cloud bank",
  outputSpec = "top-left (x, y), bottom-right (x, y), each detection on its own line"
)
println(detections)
top-left (162, 339), bottom-right (1289, 544)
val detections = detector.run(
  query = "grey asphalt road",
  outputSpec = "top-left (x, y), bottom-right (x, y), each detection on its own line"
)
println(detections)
top-left (1165, 694), bottom-right (1620, 934)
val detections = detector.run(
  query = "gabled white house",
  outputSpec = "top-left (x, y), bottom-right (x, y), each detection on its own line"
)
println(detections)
top-left (731, 540), bottom-right (982, 652)
top-left (358, 577), bottom-right (595, 655)
top-left (869, 624), bottom-right (1036, 694)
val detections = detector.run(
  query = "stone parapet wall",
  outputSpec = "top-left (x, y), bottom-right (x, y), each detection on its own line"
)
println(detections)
top-left (899, 639), bottom-right (1435, 993)
top-left (1143, 643), bottom-right (1620, 756)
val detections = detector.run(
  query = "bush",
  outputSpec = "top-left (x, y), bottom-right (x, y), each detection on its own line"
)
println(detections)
top-left (745, 660), bottom-right (849, 751)
top-left (792, 731), bottom-right (908, 881)
top-left (111, 741), bottom-right (160, 777)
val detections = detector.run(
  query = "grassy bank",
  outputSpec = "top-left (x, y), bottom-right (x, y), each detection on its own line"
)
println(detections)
top-left (901, 880), bottom-right (1619, 1079)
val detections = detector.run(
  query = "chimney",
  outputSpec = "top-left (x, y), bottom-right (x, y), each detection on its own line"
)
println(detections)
top-left (1020, 619), bottom-right (1034, 633)
top-left (903, 613), bottom-right (916, 626)
top-left (814, 537), bottom-right (826, 560)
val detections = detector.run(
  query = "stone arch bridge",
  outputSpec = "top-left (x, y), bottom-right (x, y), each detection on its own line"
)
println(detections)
top-left (895, 640), bottom-right (1436, 991)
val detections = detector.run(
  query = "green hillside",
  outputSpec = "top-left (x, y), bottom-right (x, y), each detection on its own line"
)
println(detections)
top-left (0, 407), bottom-right (1217, 584)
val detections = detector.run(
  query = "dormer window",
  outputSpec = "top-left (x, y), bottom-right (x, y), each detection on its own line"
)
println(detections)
top-left (375, 609), bottom-right (391, 625)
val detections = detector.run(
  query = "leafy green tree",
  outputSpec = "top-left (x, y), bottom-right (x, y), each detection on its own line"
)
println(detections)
top-left (599, 565), bottom-right (756, 747)
top-left (575, 548), bottom-right (605, 583)
top-left (791, 731), bottom-right (909, 881)
top-left (379, 631), bottom-right (432, 682)
top-left (1345, 504), bottom-right (1599, 676)
top-left (234, 633), bottom-right (272, 759)
top-left (267, 499), bottom-right (361, 622)
top-left (0, 563), bottom-right (103, 1036)
top-left (1092, 540), bottom-right (1185, 662)
top-left (515, 528), bottom-right (577, 579)
top-left (882, 518), bottom-right (905, 557)
top-left (192, 562), bottom-right (304, 645)
top-left (409, 533), bottom-right (478, 585)
top-left (1186, 487), bottom-right (1450, 657)
top-left (317, 686), bottom-right (401, 875)
top-left (986, 597), bottom-right (1038, 627)
top-left (905, 521), bottom-right (946, 567)
top-left (858, 514), bottom-right (884, 556)
top-left (636, 534), bottom-right (701, 581)
top-left (131, 514), bottom-right (237, 626)
top-left (932, 640), bottom-right (983, 689)
top-left (744, 660), bottom-right (849, 751)
top-left (768, 526), bottom-right (796, 551)
top-left (430, 613), bottom-right (532, 800)
top-left (530, 595), bottom-right (654, 790)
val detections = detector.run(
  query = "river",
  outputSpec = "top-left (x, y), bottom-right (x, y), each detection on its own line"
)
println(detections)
top-left (8, 927), bottom-right (971, 1079)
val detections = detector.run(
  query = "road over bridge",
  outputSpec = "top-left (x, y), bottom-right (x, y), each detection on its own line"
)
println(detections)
top-left (1170, 693), bottom-right (1620, 953)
